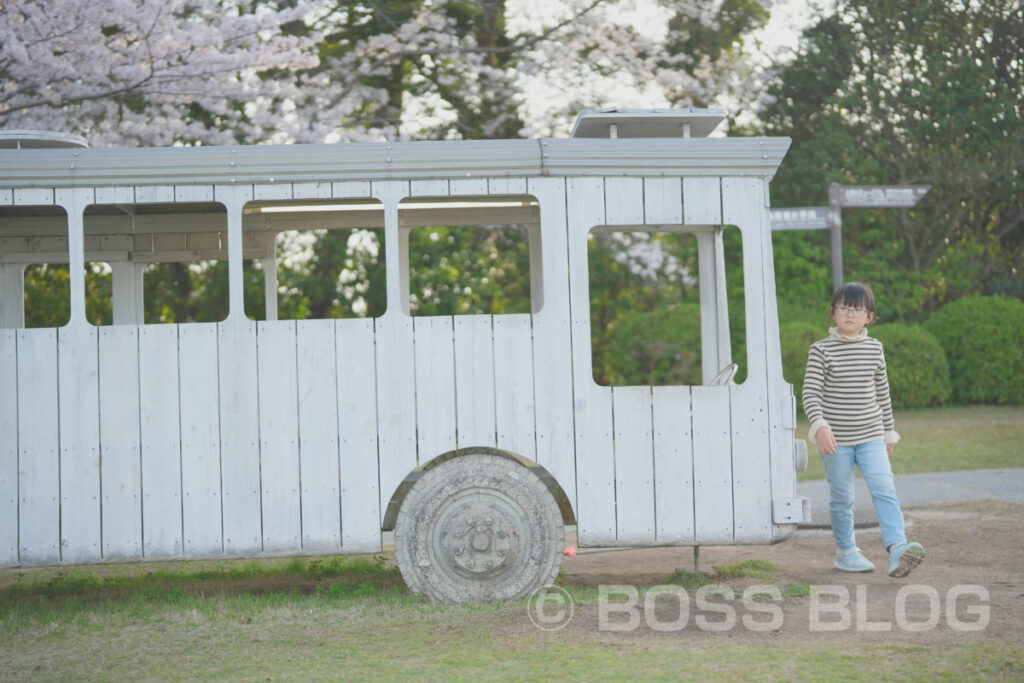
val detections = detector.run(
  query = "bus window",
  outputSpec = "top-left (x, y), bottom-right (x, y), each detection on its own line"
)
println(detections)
top-left (242, 199), bottom-right (386, 320)
top-left (400, 195), bottom-right (541, 316)
top-left (0, 205), bottom-right (70, 329)
top-left (589, 225), bottom-right (746, 387)
top-left (80, 202), bottom-right (230, 325)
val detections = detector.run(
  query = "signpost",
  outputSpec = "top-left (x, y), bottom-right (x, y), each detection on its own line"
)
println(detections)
top-left (771, 183), bottom-right (930, 291)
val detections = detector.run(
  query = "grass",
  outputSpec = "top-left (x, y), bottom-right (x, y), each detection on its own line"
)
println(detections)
top-left (1, 564), bottom-right (1020, 680)
top-left (797, 404), bottom-right (1024, 481)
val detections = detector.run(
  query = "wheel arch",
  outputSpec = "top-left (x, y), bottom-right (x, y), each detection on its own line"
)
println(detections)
top-left (381, 446), bottom-right (576, 531)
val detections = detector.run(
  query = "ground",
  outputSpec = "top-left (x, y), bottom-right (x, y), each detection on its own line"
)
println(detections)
top-left (547, 499), bottom-right (1023, 646)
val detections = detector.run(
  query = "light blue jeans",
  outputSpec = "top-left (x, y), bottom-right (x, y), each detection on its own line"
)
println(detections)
top-left (820, 439), bottom-right (906, 551)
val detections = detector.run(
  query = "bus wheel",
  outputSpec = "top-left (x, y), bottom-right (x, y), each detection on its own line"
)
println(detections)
top-left (394, 453), bottom-right (564, 603)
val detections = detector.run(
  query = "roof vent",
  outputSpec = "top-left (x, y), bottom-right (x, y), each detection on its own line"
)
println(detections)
top-left (0, 130), bottom-right (89, 149)
top-left (570, 107), bottom-right (726, 139)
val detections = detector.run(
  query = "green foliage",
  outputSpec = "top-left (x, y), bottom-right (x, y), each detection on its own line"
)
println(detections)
top-left (871, 323), bottom-right (951, 409)
top-left (761, 0), bottom-right (1024, 320)
top-left (924, 296), bottom-right (1024, 404)
top-left (408, 225), bottom-right (532, 316)
top-left (23, 263), bottom-right (70, 328)
top-left (779, 320), bottom-right (822, 408)
top-left (601, 303), bottom-right (702, 386)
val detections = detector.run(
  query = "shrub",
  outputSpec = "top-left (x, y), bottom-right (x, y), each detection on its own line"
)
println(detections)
top-left (600, 303), bottom-right (703, 386)
top-left (924, 296), bottom-right (1024, 404)
top-left (870, 323), bottom-right (951, 409)
top-left (779, 320), bottom-right (823, 410)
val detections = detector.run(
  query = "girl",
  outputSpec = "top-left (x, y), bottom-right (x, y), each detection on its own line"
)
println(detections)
top-left (802, 282), bottom-right (925, 577)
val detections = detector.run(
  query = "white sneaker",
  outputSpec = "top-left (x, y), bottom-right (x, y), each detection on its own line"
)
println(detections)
top-left (888, 542), bottom-right (925, 578)
top-left (835, 547), bottom-right (875, 572)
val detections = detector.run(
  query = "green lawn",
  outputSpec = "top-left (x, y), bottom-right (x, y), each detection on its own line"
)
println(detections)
top-left (797, 404), bottom-right (1024, 481)
top-left (1, 560), bottom-right (1020, 681)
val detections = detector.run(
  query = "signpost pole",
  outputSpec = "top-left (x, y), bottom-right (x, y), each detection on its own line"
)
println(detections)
top-left (828, 183), bottom-right (844, 292)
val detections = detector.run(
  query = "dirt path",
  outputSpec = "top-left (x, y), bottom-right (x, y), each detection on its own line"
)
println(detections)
top-left (549, 499), bottom-right (1024, 646)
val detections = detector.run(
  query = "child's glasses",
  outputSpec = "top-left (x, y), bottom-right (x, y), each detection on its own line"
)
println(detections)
top-left (835, 304), bottom-right (868, 316)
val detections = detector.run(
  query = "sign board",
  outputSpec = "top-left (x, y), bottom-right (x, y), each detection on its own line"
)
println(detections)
top-left (770, 207), bottom-right (829, 231)
top-left (834, 185), bottom-right (930, 208)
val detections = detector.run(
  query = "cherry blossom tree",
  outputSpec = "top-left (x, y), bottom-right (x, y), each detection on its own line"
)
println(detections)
top-left (2, 0), bottom-right (773, 146)
top-left (0, 0), bottom-right (323, 146)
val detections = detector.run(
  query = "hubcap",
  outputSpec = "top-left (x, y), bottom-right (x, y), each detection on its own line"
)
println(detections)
top-left (432, 493), bottom-right (525, 579)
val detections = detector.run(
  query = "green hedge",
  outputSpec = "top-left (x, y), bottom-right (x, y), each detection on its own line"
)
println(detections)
top-left (871, 323), bottom-right (951, 409)
top-left (925, 296), bottom-right (1024, 404)
top-left (780, 320), bottom-right (823, 409)
top-left (603, 303), bottom-right (703, 386)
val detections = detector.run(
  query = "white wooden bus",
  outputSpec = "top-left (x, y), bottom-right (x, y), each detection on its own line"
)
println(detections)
top-left (0, 109), bottom-right (808, 602)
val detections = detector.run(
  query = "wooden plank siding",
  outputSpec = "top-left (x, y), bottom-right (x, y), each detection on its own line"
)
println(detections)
top-left (1, 166), bottom-right (796, 568)
top-left (1, 329), bottom-right (19, 564)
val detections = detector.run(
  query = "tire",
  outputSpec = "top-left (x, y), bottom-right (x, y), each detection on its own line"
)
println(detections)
top-left (394, 453), bottom-right (564, 603)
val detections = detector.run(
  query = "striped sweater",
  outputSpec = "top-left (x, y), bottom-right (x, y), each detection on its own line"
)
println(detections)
top-left (802, 328), bottom-right (900, 446)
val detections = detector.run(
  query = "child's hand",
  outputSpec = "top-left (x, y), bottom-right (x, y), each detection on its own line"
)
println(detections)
top-left (887, 443), bottom-right (895, 456)
top-left (815, 427), bottom-right (837, 455)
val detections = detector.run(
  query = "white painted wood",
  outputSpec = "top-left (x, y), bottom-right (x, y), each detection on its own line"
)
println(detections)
top-left (57, 188), bottom-right (92, 326)
top-left (98, 326), bottom-right (143, 559)
top-left (697, 230), bottom-right (732, 384)
top-left (215, 184), bottom-right (253, 321)
top-left (409, 180), bottom-right (449, 197)
top-left (332, 181), bottom-right (373, 199)
top-left (612, 385), bottom-right (656, 544)
top-left (526, 177), bottom-right (577, 516)
top-left (723, 177), bottom-right (774, 543)
top-left (254, 184), bottom-right (294, 201)
top-left (174, 185), bottom-right (214, 203)
top-left (413, 316), bottom-right (458, 461)
top-left (488, 178), bottom-right (527, 195)
top-left (683, 177), bottom-right (721, 225)
top-left (492, 315), bottom-right (536, 461)
top-left (372, 181), bottom-right (408, 319)
top-left (95, 187), bottom-right (134, 205)
top-left (14, 188), bottom-right (54, 206)
top-left (527, 223), bottom-right (544, 313)
top-left (292, 182), bottom-right (332, 200)
top-left (256, 320), bottom-right (302, 552)
top-left (261, 257), bottom-right (278, 321)
top-left (139, 324), bottom-right (184, 558)
top-left (604, 177), bottom-right (644, 226)
top-left (111, 261), bottom-right (143, 325)
top-left (374, 313), bottom-right (417, 507)
top-left (691, 385), bottom-right (733, 543)
top-left (0, 264), bottom-right (25, 328)
top-left (57, 324), bottom-right (102, 564)
top-left (0, 330), bottom-right (18, 564)
top-left (296, 320), bottom-right (341, 550)
top-left (567, 176), bottom-right (616, 545)
top-left (454, 315), bottom-right (497, 448)
top-left (728, 384), bottom-right (772, 543)
top-left (178, 323), bottom-right (223, 555)
top-left (0, 189), bottom-right (11, 205)
top-left (337, 318), bottom-right (382, 551)
top-left (218, 317), bottom-right (262, 554)
top-left (643, 177), bottom-right (683, 225)
top-left (16, 328), bottom-right (61, 563)
top-left (398, 226), bottom-right (411, 314)
top-left (135, 186), bottom-right (175, 204)
top-left (759, 194), bottom-right (802, 537)
top-left (449, 177), bottom-right (489, 196)
top-left (652, 386), bottom-right (695, 543)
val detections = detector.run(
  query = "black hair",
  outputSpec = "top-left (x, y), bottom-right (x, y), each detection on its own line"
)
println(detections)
top-left (829, 282), bottom-right (877, 322)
